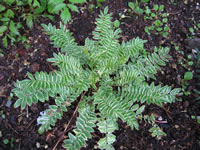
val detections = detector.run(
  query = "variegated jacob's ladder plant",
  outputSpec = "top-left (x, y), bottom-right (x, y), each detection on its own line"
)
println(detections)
top-left (12, 7), bottom-right (181, 150)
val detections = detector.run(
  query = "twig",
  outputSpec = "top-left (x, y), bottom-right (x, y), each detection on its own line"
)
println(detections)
top-left (52, 91), bottom-right (86, 150)
top-left (161, 105), bottom-right (172, 120)
top-left (168, 11), bottom-right (181, 15)
top-left (0, 95), bottom-right (7, 98)
top-left (25, 115), bottom-right (38, 131)
top-left (155, 120), bottom-right (168, 124)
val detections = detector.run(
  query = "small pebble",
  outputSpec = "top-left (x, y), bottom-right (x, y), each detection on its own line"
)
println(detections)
top-left (5, 100), bottom-right (12, 108)
top-left (158, 116), bottom-right (163, 121)
top-left (9, 115), bottom-right (15, 124)
top-left (175, 125), bottom-right (179, 128)
top-left (44, 144), bottom-right (48, 149)
top-left (36, 142), bottom-right (40, 148)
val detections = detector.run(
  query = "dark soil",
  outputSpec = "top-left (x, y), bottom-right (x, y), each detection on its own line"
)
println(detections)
top-left (0, 0), bottom-right (200, 150)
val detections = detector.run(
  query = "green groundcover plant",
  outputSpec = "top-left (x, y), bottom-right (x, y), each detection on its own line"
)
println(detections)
top-left (0, 0), bottom-right (86, 48)
top-left (12, 7), bottom-right (181, 150)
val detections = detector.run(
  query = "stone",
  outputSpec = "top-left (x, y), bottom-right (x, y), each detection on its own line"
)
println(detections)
top-left (185, 38), bottom-right (200, 49)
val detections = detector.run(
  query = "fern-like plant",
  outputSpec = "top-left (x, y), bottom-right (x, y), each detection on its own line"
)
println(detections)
top-left (12, 7), bottom-right (181, 150)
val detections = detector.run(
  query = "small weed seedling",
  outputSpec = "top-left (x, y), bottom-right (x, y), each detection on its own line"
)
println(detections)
top-left (144, 4), bottom-right (170, 37)
top-left (187, 23), bottom-right (200, 38)
top-left (128, 0), bottom-right (144, 15)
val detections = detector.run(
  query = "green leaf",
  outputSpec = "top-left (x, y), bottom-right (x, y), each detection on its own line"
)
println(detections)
top-left (67, 4), bottom-right (79, 13)
top-left (0, 5), bottom-right (6, 12)
top-left (154, 20), bottom-right (162, 26)
top-left (135, 7), bottom-right (144, 15)
top-left (162, 18), bottom-right (168, 23)
top-left (0, 26), bottom-right (7, 34)
top-left (27, 97), bottom-right (33, 106)
top-left (141, 0), bottom-right (149, 3)
top-left (28, 0), bottom-right (33, 5)
top-left (34, 0), bottom-right (47, 14)
top-left (6, 9), bottom-right (14, 18)
top-left (21, 99), bottom-right (27, 110)
top-left (104, 6), bottom-right (109, 14)
top-left (7, 0), bottom-right (15, 5)
top-left (128, 2), bottom-right (135, 9)
top-left (107, 134), bottom-right (116, 144)
top-left (47, 3), bottom-right (55, 14)
top-left (9, 20), bottom-right (20, 35)
top-left (184, 72), bottom-right (193, 80)
top-left (53, 3), bottom-right (66, 12)
top-left (36, 92), bottom-right (45, 102)
top-left (131, 104), bottom-right (139, 111)
top-left (26, 15), bottom-right (33, 29)
top-left (33, 0), bottom-right (41, 7)
top-left (42, 14), bottom-right (55, 21)
top-left (1, 18), bottom-right (10, 22)
top-left (113, 20), bottom-right (120, 28)
top-left (2, 36), bottom-right (8, 47)
top-left (69, 0), bottom-right (86, 4)
top-left (136, 105), bottom-right (145, 115)
top-left (156, 27), bottom-right (162, 32)
top-left (14, 99), bottom-right (22, 108)
top-left (60, 8), bottom-right (71, 24)
top-left (3, 139), bottom-right (9, 144)
top-left (159, 5), bottom-right (164, 11)
top-left (189, 27), bottom-right (194, 33)
top-left (38, 126), bottom-right (45, 134)
top-left (162, 32), bottom-right (168, 37)
top-left (164, 26), bottom-right (170, 31)
top-left (154, 4), bottom-right (159, 11)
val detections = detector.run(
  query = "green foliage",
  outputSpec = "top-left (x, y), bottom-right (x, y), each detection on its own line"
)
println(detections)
top-left (63, 106), bottom-right (96, 150)
top-left (144, 5), bottom-right (170, 37)
top-left (48, 0), bottom-right (86, 24)
top-left (113, 20), bottom-right (120, 28)
top-left (12, 7), bottom-right (181, 149)
top-left (184, 71), bottom-right (193, 80)
top-left (0, 0), bottom-right (48, 47)
top-left (3, 139), bottom-right (9, 145)
top-left (97, 119), bottom-right (117, 150)
top-left (0, 0), bottom-right (85, 48)
top-left (0, 0), bottom-right (49, 47)
top-left (128, 1), bottom-right (144, 15)
top-left (141, 0), bottom-right (149, 3)
top-left (96, 0), bottom-right (106, 8)
top-left (149, 125), bottom-right (166, 139)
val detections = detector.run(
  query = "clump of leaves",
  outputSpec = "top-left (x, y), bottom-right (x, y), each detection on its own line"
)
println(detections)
top-left (187, 23), bottom-right (200, 38)
top-left (128, 0), bottom-right (144, 15)
top-left (48, 0), bottom-right (87, 24)
top-left (144, 4), bottom-right (170, 37)
top-left (0, 0), bottom-right (50, 47)
top-left (12, 7), bottom-right (181, 150)
top-left (0, 0), bottom-right (86, 48)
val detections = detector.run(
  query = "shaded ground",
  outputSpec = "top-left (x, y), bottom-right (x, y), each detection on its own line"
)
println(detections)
top-left (0, 0), bottom-right (200, 149)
